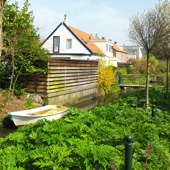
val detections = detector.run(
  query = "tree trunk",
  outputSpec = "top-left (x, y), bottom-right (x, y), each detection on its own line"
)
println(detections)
top-left (8, 53), bottom-right (15, 98)
top-left (0, 0), bottom-right (5, 60)
top-left (145, 51), bottom-right (150, 108)
top-left (0, 1), bottom-right (3, 60)
top-left (166, 57), bottom-right (169, 93)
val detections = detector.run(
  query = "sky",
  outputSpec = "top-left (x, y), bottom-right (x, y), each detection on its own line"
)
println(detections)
top-left (8, 0), bottom-right (160, 45)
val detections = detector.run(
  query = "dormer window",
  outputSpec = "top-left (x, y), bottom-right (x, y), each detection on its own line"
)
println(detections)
top-left (53, 36), bottom-right (60, 53)
top-left (66, 39), bottom-right (72, 49)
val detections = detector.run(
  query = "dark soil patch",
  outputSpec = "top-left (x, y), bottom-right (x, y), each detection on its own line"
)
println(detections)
top-left (0, 89), bottom-right (28, 137)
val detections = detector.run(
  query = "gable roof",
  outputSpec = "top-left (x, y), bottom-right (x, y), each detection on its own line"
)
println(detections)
top-left (113, 43), bottom-right (127, 54)
top-left (41, 22), bottom-right (62, 46)
top-left (42, 22), bottom-right (104, 56)
top-left (68, 25), bottom-right (104, 55)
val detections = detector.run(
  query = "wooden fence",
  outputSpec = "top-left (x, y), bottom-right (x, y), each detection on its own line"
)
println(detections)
top-left (26, 59), bottom-right (99, 105)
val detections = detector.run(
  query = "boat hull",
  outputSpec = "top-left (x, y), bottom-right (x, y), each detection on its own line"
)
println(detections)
top-left (8, 105), bottom-right (69, 127)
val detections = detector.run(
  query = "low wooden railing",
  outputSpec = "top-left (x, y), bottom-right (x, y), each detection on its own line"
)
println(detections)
top-left (119, 74), bottom-right (165, 86)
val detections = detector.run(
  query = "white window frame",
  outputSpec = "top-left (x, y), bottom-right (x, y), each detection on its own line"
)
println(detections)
top-left (53, 36), bottom-right (60, 53)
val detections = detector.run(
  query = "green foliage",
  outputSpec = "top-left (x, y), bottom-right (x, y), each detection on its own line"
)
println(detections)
top-left (24, 98), bottom-right (36, 109)
top-left (24, 93), bottom-right (38, 109)
top-left (156, 59), bottom-right (166, 73)
top-left (116, 67), bottom-right (127, 75)
top-left (121, 74), bottom-right (146, 85)
top-left (1, 0), bottom-right (49, 97)
top-left (0, 88), bottom-right (170, 169)
top-left (14, 88), bottom-right (25, 97)
top-left (149, 56), bottom-right (159, 73)
top-left (128, 56), bottom-right (161, 75)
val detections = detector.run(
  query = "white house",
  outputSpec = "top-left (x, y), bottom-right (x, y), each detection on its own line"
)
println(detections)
top-left (42, 15), bottom-right (104, 61)
top-left (123, 45), bottom-right (145, 60)
top-left (42, 16), bottom-right (133, 68)
top-left (42, 16), bottom-right (122, 67)
top-left (92, 36), bottom-right (117, 66)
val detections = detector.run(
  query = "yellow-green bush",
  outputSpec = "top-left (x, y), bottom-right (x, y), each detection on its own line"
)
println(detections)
top-left (98, 66), bottom-right (116, 94)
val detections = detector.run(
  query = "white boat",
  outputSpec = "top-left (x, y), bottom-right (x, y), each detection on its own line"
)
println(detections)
top-left (8, 105), bottom-right (69, 127)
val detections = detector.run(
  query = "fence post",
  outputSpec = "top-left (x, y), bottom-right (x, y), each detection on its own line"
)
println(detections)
top-left (125, 135), bottom-right (132, 170)
top-left (152, 104), bottom-right (156, 118)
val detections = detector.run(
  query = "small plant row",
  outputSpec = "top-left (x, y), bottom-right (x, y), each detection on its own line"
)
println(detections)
top-left (0, 87), bottom-right (170, 169)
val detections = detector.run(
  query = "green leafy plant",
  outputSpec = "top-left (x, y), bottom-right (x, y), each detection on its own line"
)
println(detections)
top-left (24, 98), bottom-right (36, 109)
top-left (14, 88), bottom-right (25, 97)
top-left (0, 88), bottom-right (170, 169)
top-left (2, 1), bottom-right (49, 98)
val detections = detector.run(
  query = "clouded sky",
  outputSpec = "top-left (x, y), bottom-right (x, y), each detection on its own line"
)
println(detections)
top-left (8, 0), bottom-right (160, 45)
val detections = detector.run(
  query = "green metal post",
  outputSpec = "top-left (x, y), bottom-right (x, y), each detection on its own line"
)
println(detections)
top-left (125, 135), bottom-right (132, 170)
top-left (152, 104), bottom-right (156, 118)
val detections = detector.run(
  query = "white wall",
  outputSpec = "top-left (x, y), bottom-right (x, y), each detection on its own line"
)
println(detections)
top-left (123, 45), bottom-right (144, 60)
top-left (42, 23), bottom-right (91, 55)
top-left (92, 40), bottom-right (114, 57)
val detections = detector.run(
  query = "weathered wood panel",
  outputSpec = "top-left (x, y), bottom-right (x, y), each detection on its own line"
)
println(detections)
top-left (26, 59), bottom-right (99, 105)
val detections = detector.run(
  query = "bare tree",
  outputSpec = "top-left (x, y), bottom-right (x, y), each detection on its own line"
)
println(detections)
top-left (0, 0), bottom-right (6, 59)
top-left (154, 40), bottom-right (170, 94)
top-left (128, 0), bottom-right (170, 108)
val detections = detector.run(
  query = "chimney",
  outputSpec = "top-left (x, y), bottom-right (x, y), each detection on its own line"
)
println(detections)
top-left (64, 14), bottom-right (68, 25)
top-left (95, 33), bottom-right (98, 39)
top-left (89, 34), bottom-right (93, 40)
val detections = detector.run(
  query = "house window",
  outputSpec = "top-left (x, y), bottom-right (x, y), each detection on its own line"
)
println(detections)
top-left (106, 44), bottom-right (108, 51)
top-left (66, 39), bottom-right (72, 49)
top-left (109, 45), bottom-right (112, 52)
top-left (53, 36), bottom-right (60, 53)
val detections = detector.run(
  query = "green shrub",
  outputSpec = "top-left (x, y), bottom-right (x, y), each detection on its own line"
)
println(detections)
top-left (98, 66), bottom-right (116, 94)
top-left (0, 88), bottom-right (170, 169)
top-left (24, 99), bottom-right (36, 109)
top-left (14, 88), bottom-right (25, 97)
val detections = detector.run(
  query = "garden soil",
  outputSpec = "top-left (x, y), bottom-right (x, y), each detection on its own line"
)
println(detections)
top-left (0, 88), bottom-right (30, 137)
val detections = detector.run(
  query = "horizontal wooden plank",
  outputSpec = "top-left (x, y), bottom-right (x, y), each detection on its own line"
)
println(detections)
top-left (27, 76), bottom-right (98, 84)
top-left (47, 84), bottom-right (96, 93)
top-left (26, 88), bottom-right (46, 93)
top-left (49, 74), bottom-right (97, 78)
top-left (48, 72), bottom-right (98, 76)
top-left (47, 81), bottom-right (97, 89)
top-left (48, 63), bottom-right (97, 66)
top-left (26, 84), bottom-right (47, 89)
top-left (47, 83), bottom-right (97, 97)
top-left (46, 74), bottom-right (98, 78)
top-left (48, 60), bottom-right (98, 65)
top-left (47, 75), bottom-right (98, 81)
top-left (48, 65), bottom-right (98, 68)
top-left (26, 75), bottom-right (48, 80)
top-left (49, 65), bottom-right (98, 70)
top-left (54, 71), bottom-right (98, 74)
top-left (48, 62), bottom-right (98, 66)
top-left (48, 69), bottom-right (97, 73)
top-left (47, 78), bottom-right (96, 85)
top-left (27, 77), bottom-right (48, 82)
top-left (26, 82), bottom-right (97, 90)
top-left (27, 76), bottom-right (97, 85)
top-left (26, 81), bottom-right (47, 85)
